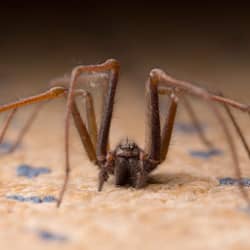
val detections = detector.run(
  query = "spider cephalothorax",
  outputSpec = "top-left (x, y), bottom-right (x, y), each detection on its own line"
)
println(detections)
top-left (116, 139), bottom-right (139, 158)
top-left (0, 58), bottom-right (249, 208)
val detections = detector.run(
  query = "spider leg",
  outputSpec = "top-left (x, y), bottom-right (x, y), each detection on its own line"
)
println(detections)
top-left (0, 87), bottom-right (65, 112)
top-left (79, 91), bottom-right (98, 149)
top-left (58, 59), bottom-right (120, 207)
top-left (100, 80), bottom-right (111, 152)
top-left (95, 61), bottom-right (120, 162)
top-left (150, 69), bottom-right (250, 206)
top-left (210, 94), bottom-right (250, 113)
top-left (57, 95), bottom-right (97, 206)
top-left (143, 75), bottom-right (161, 171)
top-left (160, 92), bottom-right (178, 162)
top-left (70, 95), bottom-right (96, 163)
top-left (139, 75), bottom-right (178, 180)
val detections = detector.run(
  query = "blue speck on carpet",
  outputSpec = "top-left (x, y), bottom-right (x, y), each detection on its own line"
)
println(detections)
top-left (0, 141), bottom-right (17, 153)
top-left (189, 148), bottom-right (223, 159)
top-left (37, 230), bottom-right (68, 242)
top-left (239, 206), bottom-right (250, 214)
top-left (174, 122), bottom-right (206, 133)
top-left (219, 177), bottom-right (250, 186)
top-left (17, 164), bottom-right (51, 178)
top-left (6, 195), bottom-right (57, 203)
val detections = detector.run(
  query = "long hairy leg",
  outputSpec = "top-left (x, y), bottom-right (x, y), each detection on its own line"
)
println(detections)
top-left (0, 87), bottom-right (65, 112)
top-left (94, 62), bottom-right (119, 191)
top-left (160, 92), bottom-right (178, 162)
top-left (157, 87), bottom-right (179, 162)
top-left (143, 74), bottom-right (161, 174)
top-left (79, 91), bottom-right (98, 149)
top-left (58, 59), bottom-right (120, 207)
top-left (145, 76), bottom-right (161, 162)
top-left (71, 97), bottom-right (96, 163)
top-left (56, 96), bottom-right (97, 207)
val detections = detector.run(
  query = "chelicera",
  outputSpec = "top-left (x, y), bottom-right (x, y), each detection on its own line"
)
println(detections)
top-left (0, 59), bottom-right (249, 207)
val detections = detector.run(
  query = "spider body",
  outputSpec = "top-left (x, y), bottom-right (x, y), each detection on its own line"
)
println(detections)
top-left (97, 138), bottom-right (160, 191)
top-left (105, 139), bottom-right (147, 188)
top-left (0, 58), bottom-right (249, 207)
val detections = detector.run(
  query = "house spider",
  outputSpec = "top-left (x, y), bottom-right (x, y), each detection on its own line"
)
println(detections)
top-left (0, 58), bottom-right (249, 208)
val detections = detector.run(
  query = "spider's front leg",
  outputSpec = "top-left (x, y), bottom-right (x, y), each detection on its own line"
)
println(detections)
top-left (140, 72), bottom-right (179, 185)
top-left (96, 60), bottom-right (120, 190)
top-left (57, 59), bottom-right (120, 206)
top-left (98, 152), bottom-right (115, 191)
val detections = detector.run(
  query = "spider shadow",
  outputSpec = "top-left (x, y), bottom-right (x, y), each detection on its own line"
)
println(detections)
top-left (147, 172), bottom-right (215, 188)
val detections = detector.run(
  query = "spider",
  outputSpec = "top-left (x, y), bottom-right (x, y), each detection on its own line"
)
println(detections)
top-left (0, 58), bottom-right (249, 208)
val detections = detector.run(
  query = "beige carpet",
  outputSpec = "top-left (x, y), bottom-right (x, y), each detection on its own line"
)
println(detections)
top-left (0, 77), bottom-right (249, 250)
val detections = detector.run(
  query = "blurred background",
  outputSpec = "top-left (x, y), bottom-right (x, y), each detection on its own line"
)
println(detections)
top-left (0, 2), bottom-right (250, 98)
top-left (0, 1), bottom-right (249, 132)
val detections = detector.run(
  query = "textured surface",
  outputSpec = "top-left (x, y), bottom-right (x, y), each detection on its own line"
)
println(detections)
top-left (0, 79), bottom-right (250, 250)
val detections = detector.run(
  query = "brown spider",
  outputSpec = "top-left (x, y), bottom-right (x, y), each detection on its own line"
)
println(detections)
top-left (0, 58), bottom-right (249, 208)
